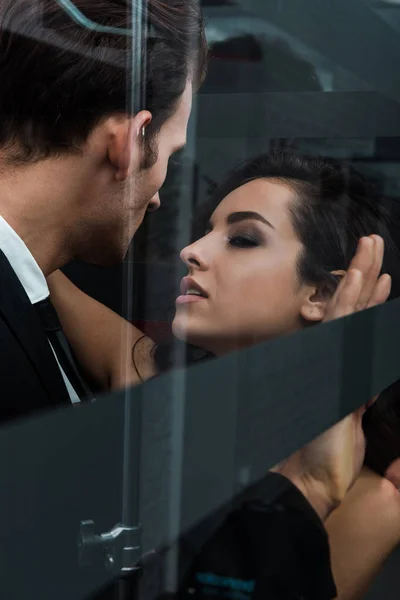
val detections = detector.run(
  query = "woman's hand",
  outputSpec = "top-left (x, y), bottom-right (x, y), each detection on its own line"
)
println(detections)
top-left (324, 235), bottom-right (391, 320)
top-left (274, 235), bottom-right (392, 520)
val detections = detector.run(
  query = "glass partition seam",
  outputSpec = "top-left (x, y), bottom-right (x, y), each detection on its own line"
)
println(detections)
top-left (164, 94), bottom-right (200, 593)
top-left (119, 0), bottom-right (147, 574)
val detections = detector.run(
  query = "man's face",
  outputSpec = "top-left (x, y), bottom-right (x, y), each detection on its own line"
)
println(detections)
top-left (78, 81), bottom-right (193, 266)
top-left (128, 81), bottom-right (193, 242)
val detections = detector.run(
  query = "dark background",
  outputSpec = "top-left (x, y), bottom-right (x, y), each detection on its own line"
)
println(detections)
top-left (66, 0), bottom-right (400, 333)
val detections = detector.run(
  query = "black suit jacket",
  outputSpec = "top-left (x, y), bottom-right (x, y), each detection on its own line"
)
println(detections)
top-left (0, 249), bottom-right (71, 422)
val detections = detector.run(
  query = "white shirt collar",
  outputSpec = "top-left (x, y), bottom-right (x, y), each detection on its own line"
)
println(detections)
top-left (0, 215), bottom-right (49, 304)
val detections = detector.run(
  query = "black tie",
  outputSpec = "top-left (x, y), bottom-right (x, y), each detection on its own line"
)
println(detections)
top-left (34, 297), bottom-right (92, 402)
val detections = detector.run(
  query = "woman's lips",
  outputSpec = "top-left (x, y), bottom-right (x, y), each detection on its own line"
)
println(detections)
top-left (180, 276), bottom-right (208, 298)
top-left (176, 294), bottom-right (207, 305)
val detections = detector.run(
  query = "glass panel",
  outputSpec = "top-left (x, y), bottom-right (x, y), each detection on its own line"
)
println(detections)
top-left (202, 1), bottom-right (373, 94)
top-left (0, 399), bottom-right (126, 600)
top-left (0, 301), bottom-right (399, 598)
top-left (131, 1), bottom-right (400, 597)
top-left (0, 0), bottom-right (399, 599)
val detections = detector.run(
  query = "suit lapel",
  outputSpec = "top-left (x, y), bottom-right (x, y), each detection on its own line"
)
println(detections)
top-left (0, 250), bottom-right (70, 407)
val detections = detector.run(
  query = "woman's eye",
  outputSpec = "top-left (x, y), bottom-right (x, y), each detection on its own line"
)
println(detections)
top-left (228, 235), bottom-right (259, 248)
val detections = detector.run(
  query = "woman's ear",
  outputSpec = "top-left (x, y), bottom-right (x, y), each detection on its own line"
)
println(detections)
top-left (299, 286), bottom-right (329, 323)
top-left (299, 270), bottom-right (346, 323)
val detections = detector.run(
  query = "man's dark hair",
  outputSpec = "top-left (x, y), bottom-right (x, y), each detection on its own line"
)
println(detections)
top-left (197, 151), bottom-right (399, 296)
top-left (0, 0), bottom-right (207, 164)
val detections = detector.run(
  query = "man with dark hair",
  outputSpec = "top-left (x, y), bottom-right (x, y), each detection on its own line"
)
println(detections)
top-left (0, 0), bottom-right (207, 420)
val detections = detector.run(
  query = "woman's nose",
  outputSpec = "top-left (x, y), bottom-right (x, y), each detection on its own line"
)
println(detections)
top-left (180, 239), bottom-right (209, 271)
top-left (147, 192), bottom-right (161, 212)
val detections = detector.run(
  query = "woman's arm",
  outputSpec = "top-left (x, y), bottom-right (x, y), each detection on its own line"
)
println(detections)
top-left (326, 466), bottom-right (400, 600)
top-left (47, 270), bottom-right (156, 390)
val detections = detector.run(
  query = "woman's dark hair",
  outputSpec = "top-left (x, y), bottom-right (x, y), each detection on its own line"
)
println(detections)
top-left (153, 152), bottom-right (398, 370)
top-left (151, 151), bottom-right (400, 476)
top-left (193, 151), bottom-right (398, 296)
top-left (0, 0), bottom-right (207, 164)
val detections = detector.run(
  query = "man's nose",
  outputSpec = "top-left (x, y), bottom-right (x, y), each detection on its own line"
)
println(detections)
top-left (147, 192), bottom-right (161, 212)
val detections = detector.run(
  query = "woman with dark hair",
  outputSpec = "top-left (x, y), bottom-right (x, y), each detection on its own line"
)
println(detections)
top-left (48, 152), bottom-right (400, 599)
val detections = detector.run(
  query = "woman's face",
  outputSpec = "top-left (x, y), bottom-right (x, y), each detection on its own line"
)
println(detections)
top-left (172, 178), bottom-right (320, 355)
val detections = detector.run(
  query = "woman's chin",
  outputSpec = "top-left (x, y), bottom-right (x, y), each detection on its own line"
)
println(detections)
top-left (171, 317), bottom-right (189, 342)
top-left (172, 322), bottom-right (195, 344)
top-left (172, 317), bottom-right (205, 348)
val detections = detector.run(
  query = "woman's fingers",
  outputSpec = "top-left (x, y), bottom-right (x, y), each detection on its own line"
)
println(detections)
top-left (355, 235), bottom-right (384, 310)
top-left (332, 268), bottom-right (363, 317)
top-left (330, 237), bottom-right (372, 312)
top-left (333, 235), bottom-right (387, 313)
top-left (326, 234), bottom-right (389, 321)
top-left (367, 273), bottom-right (392, 308)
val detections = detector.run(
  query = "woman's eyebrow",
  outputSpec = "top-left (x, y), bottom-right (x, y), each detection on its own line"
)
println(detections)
top-left (226, 211), bottom-right (275, 230)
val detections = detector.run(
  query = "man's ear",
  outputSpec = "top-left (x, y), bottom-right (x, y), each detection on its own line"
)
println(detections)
top-left (299, 270), bottom-right (346, 323)
top-left (107, 110), bottom-right (152, 182)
